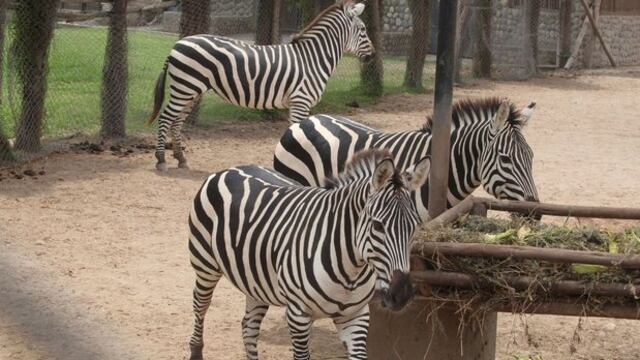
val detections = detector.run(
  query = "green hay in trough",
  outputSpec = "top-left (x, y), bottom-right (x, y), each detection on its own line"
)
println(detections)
top-left (413, 216), bottom-right (640, 318)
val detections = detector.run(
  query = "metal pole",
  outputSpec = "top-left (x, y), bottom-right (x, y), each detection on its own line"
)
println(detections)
top-left (428, 0), bottom-right (458, 218)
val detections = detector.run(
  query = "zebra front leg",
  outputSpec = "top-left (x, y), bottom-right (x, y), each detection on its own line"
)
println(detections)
top-left (189, 272), bottom-right (222, 360)
top-left (242, 297), bottom-right (270, 360)
top-left (286, 306), bottom-right (313, 360)
top-left (333, 305), bottom-right (370, 360)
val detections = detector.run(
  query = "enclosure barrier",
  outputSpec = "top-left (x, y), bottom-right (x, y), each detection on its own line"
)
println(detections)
top-left (367, 196), bottom-right (640, 360)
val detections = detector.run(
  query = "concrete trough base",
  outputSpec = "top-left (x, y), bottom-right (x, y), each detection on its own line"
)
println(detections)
top-left (368, 299), bottom-right (497, 360)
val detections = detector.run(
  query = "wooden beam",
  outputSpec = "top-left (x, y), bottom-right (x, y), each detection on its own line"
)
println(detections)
top-left (411, 295), bottom-right (640, 320)
top-left (411, 241), bottom-right (640, 269)
top-left (578, 0), bottom-right (617, 67)
top-left (476, 197), bottom-right (640, 220)
top-left (424, 196), bottom-right (474, 229)
top-left (564, 10), bottom-right (590, 69)
top-left (584, 0), bottom-right (602, 68)
top-left (411, 270), bottom-right (640, 298)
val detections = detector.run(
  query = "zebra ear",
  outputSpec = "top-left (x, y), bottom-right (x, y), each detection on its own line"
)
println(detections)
top-left (372, 158), bottom-right (395, 191)
top-left (491, 99), bottom-right (511, 132)
top-left (348, 3), bottom-right (365, 17)
top-left (404, 156), bottom-right (431, 191)
top-left (519, 102), bottom-right (536, 126)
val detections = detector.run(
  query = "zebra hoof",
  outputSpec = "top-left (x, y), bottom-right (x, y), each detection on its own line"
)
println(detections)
top-left (189, 344), bottom-right (204, 360)
top-left (178, 161), bottom-right (190, 169)
top-left (156, 162), bottom-right (168, 172)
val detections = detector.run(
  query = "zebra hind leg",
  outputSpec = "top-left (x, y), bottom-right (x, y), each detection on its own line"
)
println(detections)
top-left (154, 93), bottom-right (196, 171)
top-left (242, 297), bottom-right (270, 359)
top-left (286, 306), bottom-right (314, 360)
top-left (189, 271), bottom-right (222, 360)
top-left (332, 306), bottom-right (370, 360)
top-left (170, 95), bottom-right (201, 169)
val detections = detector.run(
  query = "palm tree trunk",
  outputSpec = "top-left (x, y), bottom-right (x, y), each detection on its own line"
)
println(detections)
top-left (101, 0), bottom-right (128, 139)
top-left (403, 0), bottom-right (430, 90)
top-left (360, 0), bottom-right (383, 96)
top-left (0, 0), bottom-right (13, 162)
top-left (180, 0), bottom-right (211, 125)
top-left (13, 0), bottom-right (60, 152)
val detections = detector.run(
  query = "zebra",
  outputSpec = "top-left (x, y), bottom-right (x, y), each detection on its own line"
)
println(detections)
top-left (146, 0), bottom-right (375, 171)
top-left (273, 97), bottom-right (539, 222)
top-left (188, 149), bottom-right (431, 360)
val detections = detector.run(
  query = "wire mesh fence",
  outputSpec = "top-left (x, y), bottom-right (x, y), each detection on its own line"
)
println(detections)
top-left (0, 0), bottom-right (620, 165)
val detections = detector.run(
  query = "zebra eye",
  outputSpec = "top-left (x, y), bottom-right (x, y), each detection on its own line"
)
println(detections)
top-left (499, 154), bottom-right (511, 164)
top-left (372, 220), bottom-right (385, 233)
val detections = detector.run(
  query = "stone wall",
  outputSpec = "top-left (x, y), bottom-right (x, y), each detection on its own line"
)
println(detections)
top-left (162, 0), bottom-right (256, 35)
top-left (580, 15), bottom-right (640, 67)
top-left (383, 0), bottom-right (413, 33)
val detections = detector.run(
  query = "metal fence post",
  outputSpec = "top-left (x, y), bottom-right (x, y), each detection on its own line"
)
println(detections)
top-left (428, 0), bottom-right (458, 218)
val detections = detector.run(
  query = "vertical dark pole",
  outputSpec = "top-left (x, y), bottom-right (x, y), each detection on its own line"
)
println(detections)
top-left (558, 0), bottom-right (572, 67)
top-left (428, 0), bottom-right (458, 219)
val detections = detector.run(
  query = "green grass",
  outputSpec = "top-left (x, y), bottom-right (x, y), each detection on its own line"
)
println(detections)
top-left (1, 26), bottom-right (435, 138)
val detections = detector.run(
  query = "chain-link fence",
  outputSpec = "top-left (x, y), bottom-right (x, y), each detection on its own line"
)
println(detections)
top-left (0, 0), bottom-right (625, 164)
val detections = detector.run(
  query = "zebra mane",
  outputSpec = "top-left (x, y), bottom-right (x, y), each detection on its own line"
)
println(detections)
top-left (422, 97), bottom-right (523, 133)
top-left (291, 1), bottom-right (352, 44)
top-left (324, 149), bottom-right (403, 189)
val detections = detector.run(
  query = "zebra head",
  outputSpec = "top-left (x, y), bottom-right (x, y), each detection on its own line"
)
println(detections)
top-left (480, 100), bottom-right (539, 204)
top-left (357, 154), bottom-right (431, 311)
top-left (343, 2), bottom-right (375, 61)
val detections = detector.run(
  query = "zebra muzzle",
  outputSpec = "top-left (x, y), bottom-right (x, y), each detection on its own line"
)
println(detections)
top-left (380, 270), bottom-right (415, 311)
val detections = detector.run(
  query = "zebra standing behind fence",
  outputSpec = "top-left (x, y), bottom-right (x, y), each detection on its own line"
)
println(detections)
top-left (146, 0), bottom-right (375, 171)
top-left (274, 97), bottom-right (540, 222)
top-left (188, 149), bottom-right (430, 360)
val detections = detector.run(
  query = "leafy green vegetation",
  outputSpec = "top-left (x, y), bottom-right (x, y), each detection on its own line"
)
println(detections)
top-left (1, 26), bottom-right (435, 138)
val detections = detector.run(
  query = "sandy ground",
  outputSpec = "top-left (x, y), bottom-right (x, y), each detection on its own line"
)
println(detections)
top-left (1, 67), bottom-right (640, 360)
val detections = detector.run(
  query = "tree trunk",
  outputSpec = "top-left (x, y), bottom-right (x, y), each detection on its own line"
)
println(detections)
top-left (403, 0), bottom-right (430, 91)
top-left (13, 0), bottom-right (60, 152)
top-left (180, 0), bottom-right (211, 38)
top-left (473, 0), bottom-right (492, 78)
top-left (360, 0), bottom-right (383, 97)
top-left (454, 1), bottom-right (470, 83)
top-left (523, 0), bottom-right (541, 75)
top-left (180, 0), bottom-right (211, 125)
top-left (0, 0), bottom-right (14, 162)
top-left (101, 0), bottom-right (128, 139)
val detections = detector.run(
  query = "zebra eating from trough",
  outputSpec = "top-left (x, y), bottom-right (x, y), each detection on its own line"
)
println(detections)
top-left (274, 97), bottom-right (540, 221)
top-left (187, 150), bottom-right (430, 360)
top-left (146, 0), bottom-right (375, 171)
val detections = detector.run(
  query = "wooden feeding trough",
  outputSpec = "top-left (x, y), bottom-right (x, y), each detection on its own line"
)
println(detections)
top-left (367, 196), bottom-right (640, 360)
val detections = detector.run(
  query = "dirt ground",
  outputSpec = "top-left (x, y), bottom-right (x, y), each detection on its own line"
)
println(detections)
top-left (1, 67), bottom-right (640, 360)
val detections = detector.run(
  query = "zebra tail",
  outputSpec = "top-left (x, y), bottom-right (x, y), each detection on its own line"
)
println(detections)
top-left (146, 59), bottom-right (169, 125)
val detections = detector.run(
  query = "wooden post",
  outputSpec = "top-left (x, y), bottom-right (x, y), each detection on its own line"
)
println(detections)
top-left (473, 0), bottom-right (492, 78)
top-left (368, 300), bottom-right (497, 360)
top-left (428, 0), bottom-right (457, 219)
top-left (578, 0), bottom-right (616, 67)
top-left (564, 7), bottom-right (590, 69)
top-left (584, 0), bottom-right (601, 68)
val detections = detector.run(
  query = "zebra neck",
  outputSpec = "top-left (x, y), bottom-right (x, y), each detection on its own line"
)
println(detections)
top-left (293, 26), bottom-right (346, 81)
top-left (326, 182), bottom-right (370, 280)
top-left (449, 120), bottom-right (495, 197)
